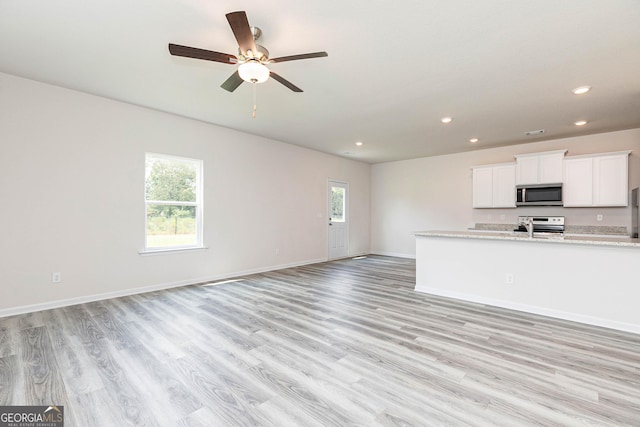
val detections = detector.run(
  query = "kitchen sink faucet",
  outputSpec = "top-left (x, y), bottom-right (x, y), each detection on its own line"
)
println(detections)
top-left (519, 216), bottom-right (534, 238)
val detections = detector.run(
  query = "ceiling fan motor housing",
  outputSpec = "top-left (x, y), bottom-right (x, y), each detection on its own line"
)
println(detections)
top-left (239, 44), bottom-right (269, 62)
top-left (250, 26), bottom-right (262, 41)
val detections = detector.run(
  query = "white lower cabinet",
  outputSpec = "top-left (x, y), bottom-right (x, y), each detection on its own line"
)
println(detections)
top-left (563, 151), bottom-right (630, 207)
top-left (472, 163), bottom-right (515, 208)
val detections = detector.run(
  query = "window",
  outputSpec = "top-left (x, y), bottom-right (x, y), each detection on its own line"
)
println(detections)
top-left (331, 185), bottom-right (346, 223)
top-left (144, 153), bottom-right (203, 251)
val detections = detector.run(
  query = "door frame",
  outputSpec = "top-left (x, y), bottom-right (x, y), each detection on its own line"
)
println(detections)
top-left (328, 180), bottom-right (349, 260)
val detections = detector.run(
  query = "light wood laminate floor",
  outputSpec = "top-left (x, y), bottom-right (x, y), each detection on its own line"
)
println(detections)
top-left (1, 256), bottom-right (639, 426)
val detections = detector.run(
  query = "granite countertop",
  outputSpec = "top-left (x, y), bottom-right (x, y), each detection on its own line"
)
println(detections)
top-left (414, 230), bottom-right (640, 248)
top-left (472, 222), bottom-right (629, 235)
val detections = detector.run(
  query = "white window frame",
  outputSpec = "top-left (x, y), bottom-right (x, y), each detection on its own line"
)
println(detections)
top-left (142, 152), bottom-right (204, 254)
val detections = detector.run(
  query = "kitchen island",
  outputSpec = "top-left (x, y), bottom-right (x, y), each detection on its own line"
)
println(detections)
top-left (415, 230), bottom-right (640, 334)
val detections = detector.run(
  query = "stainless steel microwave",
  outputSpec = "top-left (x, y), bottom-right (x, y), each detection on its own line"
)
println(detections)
top-left (516, 184), bottom-right (563, 206)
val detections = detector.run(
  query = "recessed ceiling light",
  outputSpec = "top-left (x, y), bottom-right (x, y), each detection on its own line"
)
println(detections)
top-left (441, 117), bottom-right (453, 124)
top-left (572, 86), bottom-right (591, 95)
top-left (574, 120), bottom-right (588, 126)
top-left (469, 138), bottom-right (479, 143)
top-left (355, 141), bottom-right (364, 146)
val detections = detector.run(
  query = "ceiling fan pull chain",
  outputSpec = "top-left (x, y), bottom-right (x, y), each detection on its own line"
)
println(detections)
top-left (252, 82), bottom-right (257, 118)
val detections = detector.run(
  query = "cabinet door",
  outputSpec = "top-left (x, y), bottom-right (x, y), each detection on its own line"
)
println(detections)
top-left (539, 153), bottom-right (564, 183)
top-left (493, 165), bottom-right (516, 207)
top-left (593, 154), bottom-right (628, 206)
top-left (516, 151), bottom-right (566, 184)
top-left (473, 167), bottom-right (494, 208)
top-left (563, 157), bottom-right (593, 207)
top-left (516, 156), bottom-right (539, 185)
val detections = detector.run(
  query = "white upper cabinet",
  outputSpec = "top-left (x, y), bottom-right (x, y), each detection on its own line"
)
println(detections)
top-left (516, 155), bottom-right (539, 184)
top-left (472, 163), bottom-right (516, 208)
top-left (493, 164), bottom-right (517, 207)
top-left (515, 150), bottom-right (567, 185)
top-left (473, 166), bottom-right (494, 208)
top-left (563, 157), bottom-right (594, 207)
top-left (593, 152), bottom-right (630, 206)
top-left (473, 149), bottom-right (630, 209)
top-left (563, 151), bottom-right (630, 207)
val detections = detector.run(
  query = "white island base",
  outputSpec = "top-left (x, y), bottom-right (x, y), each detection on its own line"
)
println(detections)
top-left (415, 231), bottom-right (640, 335)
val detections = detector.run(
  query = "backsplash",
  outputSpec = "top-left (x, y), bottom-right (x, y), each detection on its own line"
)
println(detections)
top-left (472, 223), bottom-right (514, 232)
top-left (473, 223), bottom-right (628, 235)
top-left (564, 225), bottom-right (628, 235)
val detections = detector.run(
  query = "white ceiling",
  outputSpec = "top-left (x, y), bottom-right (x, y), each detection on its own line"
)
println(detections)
top-left (1, 0), bottom-right (639, 163)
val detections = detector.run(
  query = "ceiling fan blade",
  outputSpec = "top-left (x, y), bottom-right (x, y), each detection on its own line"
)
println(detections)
top-left (221, 70), bottom-right (244, 92)
top-left (168, 43), bottom-right (237, 64)
top-left (269, 51), bottom-right (328, 63)
top-left (226, 11), bottom-right (256, 57)
top-left (269, 72), bottom-right (303, 92)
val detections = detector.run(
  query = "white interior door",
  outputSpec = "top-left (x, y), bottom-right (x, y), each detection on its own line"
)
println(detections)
top-left (328, 181), bottom-right (349, 259)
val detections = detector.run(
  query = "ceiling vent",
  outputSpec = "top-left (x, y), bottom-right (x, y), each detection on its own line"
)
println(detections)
top-left (524, 129), bottom-right (545, 136)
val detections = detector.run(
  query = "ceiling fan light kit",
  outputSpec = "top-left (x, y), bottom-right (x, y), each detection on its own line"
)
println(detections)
top-left (238, 60), bottom-right (269, 83)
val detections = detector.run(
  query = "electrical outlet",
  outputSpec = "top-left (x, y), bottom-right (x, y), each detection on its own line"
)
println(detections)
top-left (597, 214), bottom-right (603, 222)
top-left (52, 272), bottom-right (62, 283)
top-left (275, 248), bottom-right (279, 256)
top-left (505, 273), bottom-right (514, 284)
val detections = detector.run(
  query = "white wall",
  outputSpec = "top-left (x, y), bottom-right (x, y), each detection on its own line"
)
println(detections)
top-left (0, 72), bottom-right (370, 313)
top-left (371, 128), bottom-right (640, 258)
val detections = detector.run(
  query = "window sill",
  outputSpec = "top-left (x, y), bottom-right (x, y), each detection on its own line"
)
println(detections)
top-left (139, 246), bottom-right (208, 256)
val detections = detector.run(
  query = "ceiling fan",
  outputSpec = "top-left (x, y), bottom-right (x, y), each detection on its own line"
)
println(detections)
top-left (168, 11), bottom-right (328, 93)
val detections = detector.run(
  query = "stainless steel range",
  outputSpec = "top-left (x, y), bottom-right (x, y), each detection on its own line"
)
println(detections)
top-left (515, 216), bottom-right (565, 235)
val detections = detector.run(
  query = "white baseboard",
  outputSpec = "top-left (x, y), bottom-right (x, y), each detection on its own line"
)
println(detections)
top-left (415, 286), bottom-right (640, 335)
top-left (369, 251), bottom-right (416, 259)
top-left (0, 257), bottom-right (327, 319)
